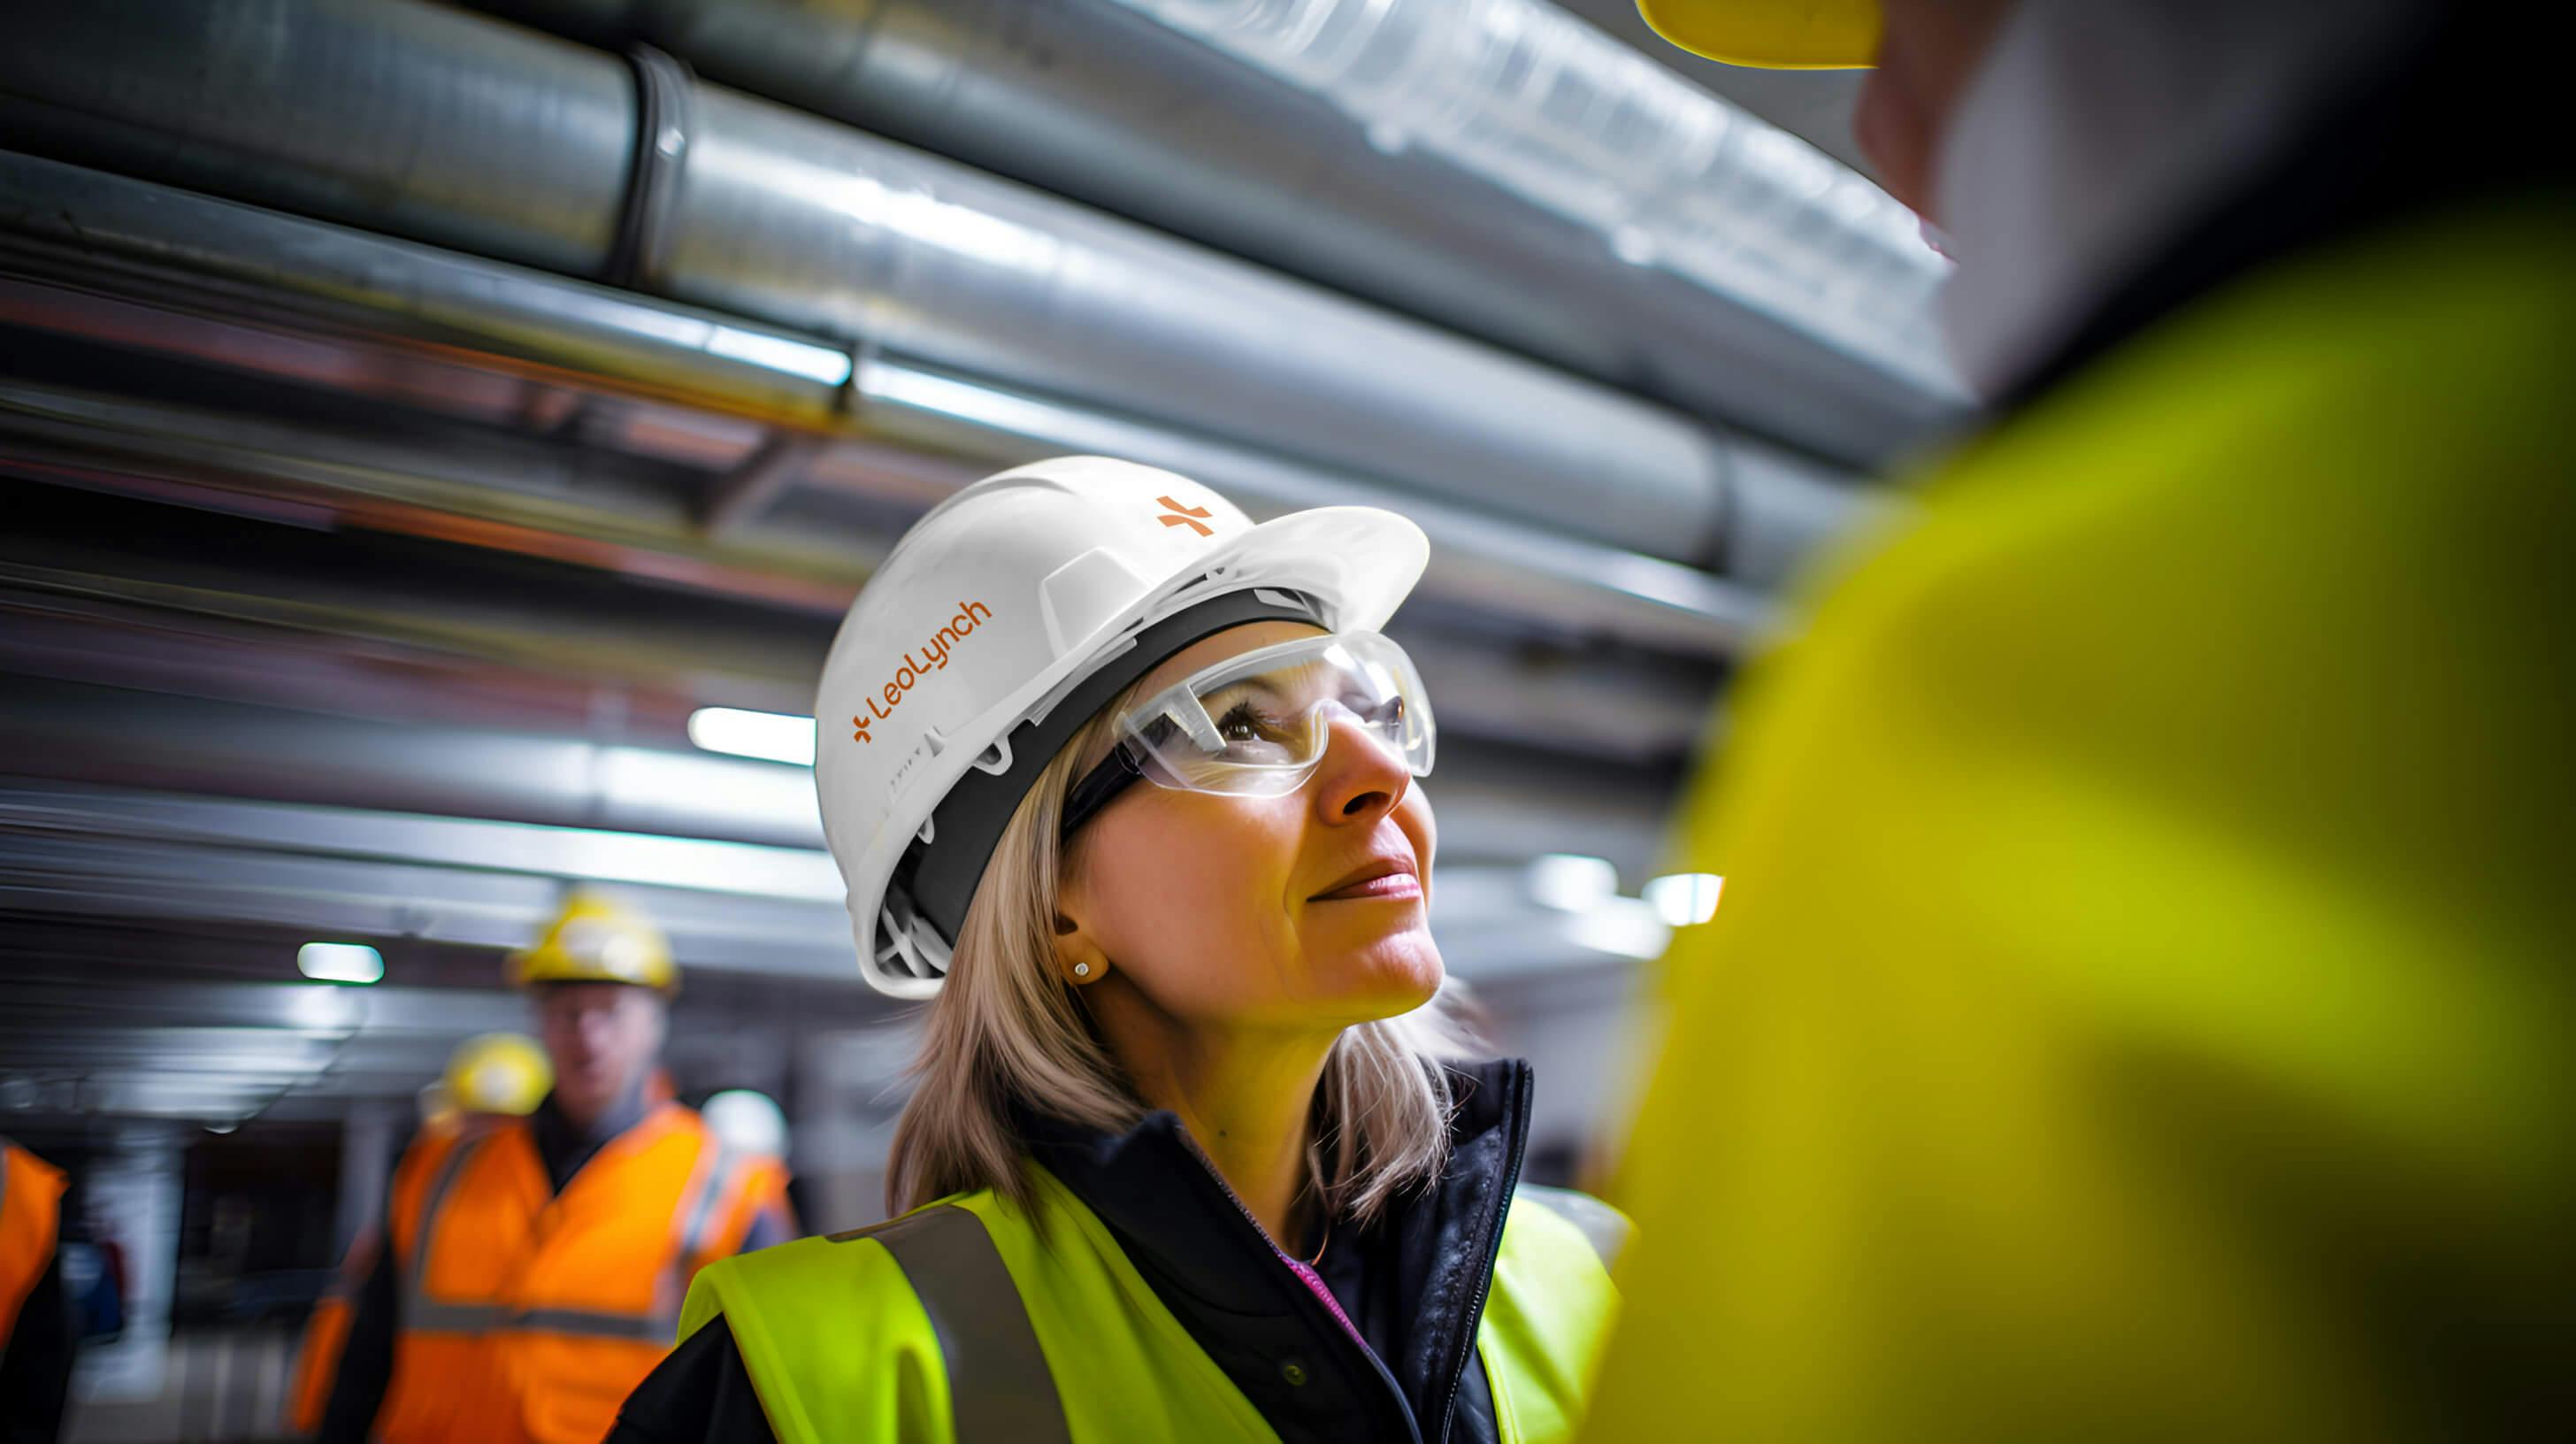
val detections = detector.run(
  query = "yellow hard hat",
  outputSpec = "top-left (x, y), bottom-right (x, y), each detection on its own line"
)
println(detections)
top-left (510, 890), bottom-right (678, 992)
top-left (1636, 0), bottom-right (1881, 69)
top-left (443, 1033), bottom-right (554, 1117)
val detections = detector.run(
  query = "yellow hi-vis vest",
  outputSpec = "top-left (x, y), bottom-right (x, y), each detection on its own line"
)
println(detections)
top-left (681, 1164), bottom-right (1623, 1443)
top-left (1588, 201), bottom-right (2576, 1440)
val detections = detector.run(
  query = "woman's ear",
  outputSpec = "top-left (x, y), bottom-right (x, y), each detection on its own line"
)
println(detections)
top-left (1051, 910), bottom-right (1108, 985)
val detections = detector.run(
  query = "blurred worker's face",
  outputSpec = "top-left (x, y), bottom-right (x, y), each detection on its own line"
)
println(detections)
top-left (533, 982), bottom-right (665, 1126)
top-left (1057, 621), bottom-right (1444, 1036)
top-left (1855, 0), bottom-right (2018, 225)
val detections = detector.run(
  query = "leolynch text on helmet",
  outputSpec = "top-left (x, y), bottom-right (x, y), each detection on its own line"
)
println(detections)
top-left (851, 599), bottom-right (996, 745)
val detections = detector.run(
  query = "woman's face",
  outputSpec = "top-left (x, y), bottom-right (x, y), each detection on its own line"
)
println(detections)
top-left (1057, 621), bottom-right (1443, 1031)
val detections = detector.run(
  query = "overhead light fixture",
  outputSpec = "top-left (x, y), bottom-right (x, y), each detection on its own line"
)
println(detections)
top-left (1564, 895), bottom-right (1673, 961)
top-left (1526, 853), bottom-right (1619, 913)
top-left (687, 707), bottom-right (818, 767)
top-left (1643, 872), bottom-right (1725, 926)
top-left (296, 941), bottom-right (383, 985)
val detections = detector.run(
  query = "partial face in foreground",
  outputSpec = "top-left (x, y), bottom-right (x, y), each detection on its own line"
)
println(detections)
top-left (1854, 0), bottom-right (2019, 225)
top-left (533, 981), bottom-right (665, 1124)
top-left (1055, 620), bottom-right (1444, 1033)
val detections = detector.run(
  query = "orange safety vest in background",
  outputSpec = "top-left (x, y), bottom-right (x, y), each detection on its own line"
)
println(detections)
top-left (1, 1140), bottom-right (67, 1353)
top-left (374, 1102), bottom-right (779, 1444)
top-left (285, 1221), bottom-right (380, 1436)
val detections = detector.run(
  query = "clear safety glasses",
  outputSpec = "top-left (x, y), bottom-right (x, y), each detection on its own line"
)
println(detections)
top-left (1059, 630), bottom-right (1434, 839)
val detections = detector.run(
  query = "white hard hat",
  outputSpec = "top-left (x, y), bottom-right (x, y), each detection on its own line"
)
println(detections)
top-left (701, 1089), bottom-right (789, 1158)
top-left (816, 455), bottom-right (1430, 997)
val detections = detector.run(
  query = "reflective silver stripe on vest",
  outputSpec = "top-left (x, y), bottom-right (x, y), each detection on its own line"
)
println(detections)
top-left (401, 1131), bottom-right (498, 1335)
top-left (678, 1145), bottom-right (742, 1266)
top-left (832, 1205), bottom-right (1071, 1443)
top-left (500, 1306), bottom-right (673, 1340)
top-left (1518, 1184), bottom-right (1629, 1271)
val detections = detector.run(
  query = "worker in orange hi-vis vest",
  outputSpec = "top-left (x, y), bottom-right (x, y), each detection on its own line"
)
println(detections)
top-left (285, 1033), bottom-right (553, 1437)
top-left (3, 1136), bottom-right (74, 1442)
top-left (312, 894), bottom-right (798, 1444)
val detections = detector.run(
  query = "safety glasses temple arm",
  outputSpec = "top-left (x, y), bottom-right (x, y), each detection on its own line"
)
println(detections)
top-left (1057, 743), bottom-right (1146, 841)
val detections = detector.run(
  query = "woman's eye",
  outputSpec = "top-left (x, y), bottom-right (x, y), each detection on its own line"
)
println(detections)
top-left (1217, 703), bottom-right (1270, 741)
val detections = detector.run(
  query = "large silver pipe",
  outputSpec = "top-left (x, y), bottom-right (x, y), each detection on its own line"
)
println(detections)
top-left (471, 0), bottom-right (1959, 468)
top-left (0, 688), bottom-right (1675, 876)
top-left (0, 149), bottom-right (1800, 657)
top-left (0, 0), bottom-right (1790, 566)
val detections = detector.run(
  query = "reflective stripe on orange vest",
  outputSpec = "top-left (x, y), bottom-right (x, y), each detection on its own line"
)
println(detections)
top-left (373, 1103), bottom-right (780, 1444)
top-left (1, 1141), bottom-right (67, 1354)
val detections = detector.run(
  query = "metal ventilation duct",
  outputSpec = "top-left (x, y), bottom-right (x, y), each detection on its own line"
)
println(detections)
top-left (0, 149), bottom-right (1813, 658)
top-left (465, 0), bottom-right (1966, 466)
top-left (1108, 0), bottom-right (1950, 388)
top-left (0, 0), bottom-right (1876, 574)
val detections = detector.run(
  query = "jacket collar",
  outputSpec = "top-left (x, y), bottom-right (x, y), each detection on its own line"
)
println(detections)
top-left (1017, 1056), bottom-right (1531, 1444)
top-left (527, 1068), bottom-right (656, 1194)
top-left (1934, 0), bottom-right (2424, 399)
top-left (1989, 8), bottom-right (2549, 419)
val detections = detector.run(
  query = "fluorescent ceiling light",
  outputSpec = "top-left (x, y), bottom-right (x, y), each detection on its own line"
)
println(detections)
top-left (688, 707), bottom-right (818, 767)
top-left (296, 941), bottom-right (383, 985)
top-left (1526, 853), bottom-right (1619, 913)
top-left (1644, 872), bottom-right (1725, 926)
top-left (1563, 895), bottom-right (1672, 961)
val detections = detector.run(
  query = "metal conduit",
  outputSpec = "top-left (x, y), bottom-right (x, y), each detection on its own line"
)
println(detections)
top-left (0, 150), bottom-right (1798, 657)
top-left (0, 0), bottom-right (1831, 570)
top-left (465, 0), bottom-right (1963, 468)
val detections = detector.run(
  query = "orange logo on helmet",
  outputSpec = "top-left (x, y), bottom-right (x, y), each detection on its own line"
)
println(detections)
top-left (852, 599), bottom-right (994, 745)
top-left (1156, 496), bottom-right (1214, 537)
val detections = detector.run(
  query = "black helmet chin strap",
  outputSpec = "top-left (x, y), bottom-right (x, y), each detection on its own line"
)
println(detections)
top-left (890, 588), bottom-right (1324, 948)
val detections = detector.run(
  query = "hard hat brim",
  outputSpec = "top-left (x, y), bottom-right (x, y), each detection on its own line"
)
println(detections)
top-left (510, 952), bottom-right (679, 993)
top-left (842, 503), bottom-right (1430, 999)
top-left (1636, 0), bottom-right (1881, 70)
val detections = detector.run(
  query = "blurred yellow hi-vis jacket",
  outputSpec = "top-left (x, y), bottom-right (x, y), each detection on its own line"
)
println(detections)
top-left (1588, 200), bottom-right (2576, 1440)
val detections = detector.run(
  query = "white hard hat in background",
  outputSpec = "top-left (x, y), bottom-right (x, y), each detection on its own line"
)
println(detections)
top-left (814, 455), bottom-right (1429, 997)
top-left (702, 1089), bottom-right (788, 1159)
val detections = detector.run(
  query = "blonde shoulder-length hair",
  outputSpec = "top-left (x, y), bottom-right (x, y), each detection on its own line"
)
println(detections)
top-left (886, 677), bottom-right (1479, 1225)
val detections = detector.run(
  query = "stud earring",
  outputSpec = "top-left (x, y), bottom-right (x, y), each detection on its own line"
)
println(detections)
top-left (1073, 963), bottom-right (1091, 978)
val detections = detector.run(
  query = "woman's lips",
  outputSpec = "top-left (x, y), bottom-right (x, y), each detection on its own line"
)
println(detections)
top-left (1312, 872), bottom-right (1423, 902)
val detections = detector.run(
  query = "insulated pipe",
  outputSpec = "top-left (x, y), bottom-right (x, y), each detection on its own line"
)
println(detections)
top-left (0, 0), bottom-right (1756, 566)
top-left (0, 150), bottom-right (1790, 657)
top-left (468, 0), bottom-right (1963, 468)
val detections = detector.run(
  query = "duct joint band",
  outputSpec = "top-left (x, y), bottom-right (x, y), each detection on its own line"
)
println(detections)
top-left (607, 45), bottom-right (694, 292)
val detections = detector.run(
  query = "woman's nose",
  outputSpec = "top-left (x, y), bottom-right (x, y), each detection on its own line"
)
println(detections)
top-left (1310, 707), bottom-right (1410, 825)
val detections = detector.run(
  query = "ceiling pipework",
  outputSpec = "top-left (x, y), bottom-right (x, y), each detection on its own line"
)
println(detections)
top-left (0, 0), bottom-right (1890, 581)
top-left (0, 150), bottom-right (1823, 657)
top-left (466, 0), bottom-right (1966, 466)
